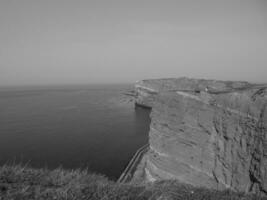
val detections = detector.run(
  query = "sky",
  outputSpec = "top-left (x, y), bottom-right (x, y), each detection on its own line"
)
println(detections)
top-left (0, 0), bottom-right (266, 86)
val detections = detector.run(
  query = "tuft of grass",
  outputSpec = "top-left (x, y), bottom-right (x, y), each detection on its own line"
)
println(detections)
top-left (0, 165), bottom-right (265, 200)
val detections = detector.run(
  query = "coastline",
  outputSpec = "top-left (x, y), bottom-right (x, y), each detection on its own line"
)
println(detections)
top-left (1, 78), bottom-right (267, 199)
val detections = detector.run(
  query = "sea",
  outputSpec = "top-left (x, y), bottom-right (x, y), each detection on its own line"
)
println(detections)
top-left (0, 84), bottom-right (151, 180)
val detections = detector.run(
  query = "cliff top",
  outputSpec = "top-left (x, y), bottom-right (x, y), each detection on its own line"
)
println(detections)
top-left (136, 77), bottom-right (267, 94)
top-left (0, 165), bottom-right (265, 200)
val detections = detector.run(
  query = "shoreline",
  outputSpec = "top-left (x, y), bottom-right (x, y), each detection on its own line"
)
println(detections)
top-left (117, 144), bottom-right (149, 183)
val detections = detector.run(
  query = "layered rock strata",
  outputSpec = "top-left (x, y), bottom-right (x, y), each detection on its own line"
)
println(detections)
top-left (135, 78), bottom-right (267, 194)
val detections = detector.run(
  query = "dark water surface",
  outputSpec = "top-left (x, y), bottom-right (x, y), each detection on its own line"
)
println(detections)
top-left (0, 84), bottom-right (150, 180)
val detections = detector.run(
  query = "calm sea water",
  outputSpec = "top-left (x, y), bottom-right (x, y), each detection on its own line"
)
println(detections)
top-left (0, 84), bottom-right (150, 180)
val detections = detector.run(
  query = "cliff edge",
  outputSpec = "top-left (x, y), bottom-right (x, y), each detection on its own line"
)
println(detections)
top-left (135, 77), bottom-right (267, 194)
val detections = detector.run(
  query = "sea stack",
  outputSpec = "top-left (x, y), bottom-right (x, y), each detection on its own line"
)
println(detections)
top-left (135, 77), bottom-right (267, 194)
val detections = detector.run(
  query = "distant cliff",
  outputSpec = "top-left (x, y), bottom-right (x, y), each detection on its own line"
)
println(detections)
top-left (135, 77), bottom-right (267, 194)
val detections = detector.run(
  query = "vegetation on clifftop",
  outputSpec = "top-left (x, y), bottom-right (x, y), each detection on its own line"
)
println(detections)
top-left (0, 165), bottom-right (265, 200)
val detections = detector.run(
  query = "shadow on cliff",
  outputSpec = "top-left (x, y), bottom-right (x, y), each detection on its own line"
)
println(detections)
top-left (134, 105), bottom-right (151, 140)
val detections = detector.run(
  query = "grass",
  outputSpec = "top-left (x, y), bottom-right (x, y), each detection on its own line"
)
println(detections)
top-left (0, 165), bottom-right (266, 200)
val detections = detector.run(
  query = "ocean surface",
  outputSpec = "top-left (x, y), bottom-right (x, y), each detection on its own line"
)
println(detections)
top-left (0, 84), bottom-right (151, 180)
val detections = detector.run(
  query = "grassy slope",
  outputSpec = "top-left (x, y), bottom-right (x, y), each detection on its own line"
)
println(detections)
top-left (0, 165), bottom-right (265, 200)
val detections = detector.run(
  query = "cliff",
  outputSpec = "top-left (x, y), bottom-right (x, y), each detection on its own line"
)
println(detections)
top-left (135, 77), bottom-right (267, 194)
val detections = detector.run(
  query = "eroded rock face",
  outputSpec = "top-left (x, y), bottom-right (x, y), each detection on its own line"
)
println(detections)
top-left (135, 78), bottom-right (267, 194)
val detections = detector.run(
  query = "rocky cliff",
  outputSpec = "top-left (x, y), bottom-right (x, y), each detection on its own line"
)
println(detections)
top-left (135, 78), bottom-right (267, 194)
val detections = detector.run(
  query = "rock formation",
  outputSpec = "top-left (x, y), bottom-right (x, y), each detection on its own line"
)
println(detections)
top-left (135, 77), bottom-right (267, 194)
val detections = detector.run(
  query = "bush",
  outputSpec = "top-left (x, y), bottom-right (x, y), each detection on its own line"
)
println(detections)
top-left (0, 165), bottom-right (265, 200)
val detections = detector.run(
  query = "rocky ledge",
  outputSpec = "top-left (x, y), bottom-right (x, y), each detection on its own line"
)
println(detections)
top-left (135, 77), bottom-right (267, 194)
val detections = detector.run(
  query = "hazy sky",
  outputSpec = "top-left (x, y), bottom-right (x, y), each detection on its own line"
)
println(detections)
top-left (0, 0), bottom-right (266, 86)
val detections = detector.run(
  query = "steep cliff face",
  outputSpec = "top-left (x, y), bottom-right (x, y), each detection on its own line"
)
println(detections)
top-left (135, 78), bottom-right (267, 194)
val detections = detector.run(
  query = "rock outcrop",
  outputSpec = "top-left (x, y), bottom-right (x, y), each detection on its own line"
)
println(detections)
top-left (135, 77), bottom-right (267, 194)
